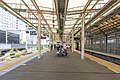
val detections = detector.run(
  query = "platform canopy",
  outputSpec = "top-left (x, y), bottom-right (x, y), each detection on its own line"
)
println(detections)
top-left (0, 0), bottom-right (119, 41)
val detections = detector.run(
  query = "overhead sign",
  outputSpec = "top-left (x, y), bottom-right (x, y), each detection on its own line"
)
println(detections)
top-left (30, 31), bottom-right (37, 35)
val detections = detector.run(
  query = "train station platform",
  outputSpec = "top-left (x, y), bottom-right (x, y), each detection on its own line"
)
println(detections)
top-left (0, 50), bottom-right (120, 80)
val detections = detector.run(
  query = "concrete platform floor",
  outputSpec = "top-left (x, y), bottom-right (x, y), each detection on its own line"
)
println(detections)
top-left (0, 50), bottom-right (120, 80)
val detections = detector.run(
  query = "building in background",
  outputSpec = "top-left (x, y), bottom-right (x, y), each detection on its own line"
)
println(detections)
top-left (0, 7), bottom-right (27, 44)
top-left (0, 30), bottom-right (19, 44)
top-left (0, 7), bottom-right (49, 45)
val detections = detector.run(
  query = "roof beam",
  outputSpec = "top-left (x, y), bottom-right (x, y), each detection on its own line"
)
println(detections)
top-left (0, 0), bottom-right (36, 29)
top-left (13, 8), bottom-right (100, 15)
top-left (83, 0), bottom-right (92, 13)
top-left (13, 8), bottom-right (54, 14)
top-left (68, 0), bottom-right (92, 38)
top-left (31, 0), bottom-right (53, 34)
top-left (21, 0), bottom-right (37, 19)
top-left (54, 0), bottom-right (60, 30)
top-left (63, 0), bottom-right (69, 33)
top-left (21, 0), bottom-right (49, 33)
top-left (86, 0), bottom-right (119, 26)
top-left (74, 0), bottom-right (100, 35)
top-left (67, 9), bottom-right (100, 15)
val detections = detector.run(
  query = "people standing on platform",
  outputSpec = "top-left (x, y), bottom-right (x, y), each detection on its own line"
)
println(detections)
top-left (56, 42), bottom-right (68, 57)
top-left (56, 43), bottom-right (59, 51)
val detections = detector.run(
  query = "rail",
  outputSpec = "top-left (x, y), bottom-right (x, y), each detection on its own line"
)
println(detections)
top-left (84, 49), bottom-right (120, 65)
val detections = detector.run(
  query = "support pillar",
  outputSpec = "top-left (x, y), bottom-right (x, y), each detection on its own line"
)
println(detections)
top-left (49, 32), bottom-right (51, 52)
top-left (66, 37), bottom-right (68, 49)
top-left (81, 13), bottom-right (85, 60)
top-left (37, 13), bottom-right (41, 59)
top-left (67, 37), bottom-right (69, 47)
top-left (69, 35), bottom-right (71, 50)
top-left (72, 31), bottom-right (74, 52)
top-left (53, 34), bottom-right (55, 50)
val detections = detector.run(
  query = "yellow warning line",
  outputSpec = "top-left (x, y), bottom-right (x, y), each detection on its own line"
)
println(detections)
top-left (0, 49), bottom-right (48, 70)
top-left (74, 50), bottom-right (120, 73)
top-left (0, 53), bottom-right (36, 70)
top-left (86, 54), bottom-right (120, 73)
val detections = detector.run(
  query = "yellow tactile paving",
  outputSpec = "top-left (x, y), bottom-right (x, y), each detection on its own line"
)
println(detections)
top-left (0, 53), bottom-right (36, 70)
top-left (74, 50), bottom-right (120, 73)
top-left (0, 49), bottom-right (48, 70)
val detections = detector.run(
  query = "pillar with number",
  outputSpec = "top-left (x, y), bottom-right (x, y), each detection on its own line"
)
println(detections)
top-left (81, 13), bottom-right (85, 60)
top-left (38, 13), bottom-right (41, 58)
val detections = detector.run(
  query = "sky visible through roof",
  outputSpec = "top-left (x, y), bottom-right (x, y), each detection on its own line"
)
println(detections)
top-left (68, 0), bottom-right (88, 8)
top-left (2, 0), bottom-right (110, 36)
